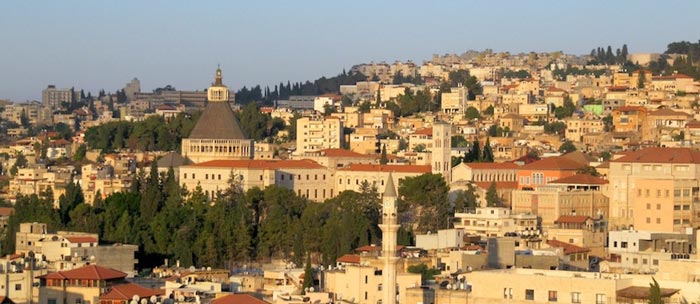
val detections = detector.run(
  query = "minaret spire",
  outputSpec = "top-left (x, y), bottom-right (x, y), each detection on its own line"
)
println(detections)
top-left (380, 172), bottom-right (399, 304)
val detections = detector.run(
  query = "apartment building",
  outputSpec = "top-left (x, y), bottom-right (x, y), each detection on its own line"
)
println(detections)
top-left (295, 116), bottom-right (343, 155)
top-left (440, 86), bottom-right (469, 114)
top-left (608, 147), bottom-right (700, 232)
top-left (453, 207), bottom-right (538, 238)
top-left (42, 85), bottom-right (73, 109)
top-left (565, 117), bottom-right (605, 142)
top-left (512, 174), bottom-right (609, 227)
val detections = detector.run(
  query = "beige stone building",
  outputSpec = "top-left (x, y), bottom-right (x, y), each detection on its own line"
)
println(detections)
top-left (179, 159), bottom-right (335, 202)
top-left (335, 164), bottom-right (430, 194)
top-left (608, 148), bottom-right (700, 232)
top-left (295, 116), bottom-right (343, 155)
top-left (441, 86), bottom-right (469, 114)
top-left (453, 207), bottom-right (538, 238)
top-left (565, 117), bottom-right (605, 142)
top-left (324, 264), bottom-right (421, 304)
top-left (512, 174), bottom-right (609, 227)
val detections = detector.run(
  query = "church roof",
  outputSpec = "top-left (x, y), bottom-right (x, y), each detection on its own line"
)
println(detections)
top-left (188, 101), bottom-right (247, 140)
top-left (157, 152), bottom-right (191, 168)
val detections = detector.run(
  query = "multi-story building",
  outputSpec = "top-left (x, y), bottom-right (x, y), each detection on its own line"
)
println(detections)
top-left (612, 106), bottom-right (647, 133)
top-left (607, 230), bottom-right (695, 274)
top-left (440, 86), bottom-right (469, 114)
top-left (431, 123), bottom-right (452, 184)
top-left (295, 116), bottom-right (343, 155)
top-left (453, 207), bottom-right (539, 238)
top-left (123, 78), bottom-right (141, 102)
top-left (565, 117), bottom-right (605, 142)
top-left (516, 155), bottom-right (587, 190)
top-left (42, 85), bottom-right (73, 109)
top-left (324, 264), bottom-right (420, 304)
top-left (179, 159), bottom-right (335, 202)
top-left (608, 147), bottom-right (700, 232)
top-left (335, 164), bottom-right (431, 194)
top-left (16, 223), bottom-right (138, 276)
top-left (512, 174), bottom-right (609, 227)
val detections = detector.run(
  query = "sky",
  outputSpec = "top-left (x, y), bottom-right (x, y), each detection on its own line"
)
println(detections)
top-left (1, 0), bottom-right (699, 102)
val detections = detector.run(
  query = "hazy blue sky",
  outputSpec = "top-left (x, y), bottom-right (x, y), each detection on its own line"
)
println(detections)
top-left (1, 0), bottom-right (699, 101)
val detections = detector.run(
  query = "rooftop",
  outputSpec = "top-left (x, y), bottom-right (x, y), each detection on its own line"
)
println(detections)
top-left (188, 101), bottom-right (247, 140)
top-left (549, 174), bottom-right (608, 185)
top-left (612, 147), bottom-right (700, 164)
top-left (42, 265), bottom-right (127, 281)
top-left (190, 159), bottom-right (325, 170)
top-left (338, 164), bottom-right (431, 173)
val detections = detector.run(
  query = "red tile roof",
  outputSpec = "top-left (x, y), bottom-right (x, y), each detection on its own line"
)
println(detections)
top-left (411, 128), bottom-right (433, 136)
top-left (547, 240), bottom-right (590, 255)
top-left (191, 159), bottom-right (324, 170)
top-left (314, 148), bottom-right (370, 158)
top-left (338, 164), bottom-right (431, 173)
top-left (554, 215), bottom-right (591, 224)
top-left (607, 86), bottom-right (629, 92)
top-left (474, 181), bottom-right (518, 190)
top-left (550, 174), bottom-right (608, 185)
top-left (648, 108), bottom-right (690, 117)
top-left (521, 157), bottom-right (585, 171)
top-left (42, 265), bottom-right (126, 280)
top-left (100, 283), bottom-right (162, 301)
top-left (465, 162), bottom-right (519, 170)
top-left (212, 294), bottom-right (269, 304)
top-left (612, 147), bottom-right (700, 164)
top-left (336, 254), bottom-right (361, 264)
top-left (0, 207), bottom-right (14, 217)
top-left (64, 236), bottom-right (98, 243)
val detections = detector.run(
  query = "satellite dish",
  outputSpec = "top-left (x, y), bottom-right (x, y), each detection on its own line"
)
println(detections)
top-left (133, 295), bottom-right (141, 302)
top-left (141, 299), bottom-right (147, 304)
top-left (150, 296), bottom-right (157, 303)
top-left (130, 301), bottom-right (137, 304)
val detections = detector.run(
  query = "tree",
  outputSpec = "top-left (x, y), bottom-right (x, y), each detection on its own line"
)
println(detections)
top-left (379, 144), bottom-right (389, 165)
top-left (465, 106), bottom-right (480, 120)
top-left (413, 144), bottom-right (426, 153)
top-left (407, 263), bottom-right (441, 282)
top-left (559, 141), bottom-right (577, 153)
top-left (637, 70), bottom-right (646, 89)
top-left (648, 277), bottom-right (663, 304)
top-left (10, 152), bottom-right (27, 176)
top-left (398, 173), bottom-right (450, 232)
top-left (466, 138), bottom-right (480, 163)
top-left (577, 166), bottom-right (600, 177)
top-left (451, 135), bottom-right (469, 148)
top-left (302, 254), bottom-right (314, 293)
top-left (486, 182), bottom-right (500, 207)
top-left (481, 138), bottom-right (494, 162)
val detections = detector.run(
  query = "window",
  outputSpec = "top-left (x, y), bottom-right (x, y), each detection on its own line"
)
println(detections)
top-left (646, 203), bottom-right (651, 210)
top-left (525, 289), bottom-right (534, 300)
top-left (14, 284), bottom-right (21, 291)
top-left (503, 288), bottom-right (513, 299)
top-left (621, 242), bottom-right (627, 248)
top-left (75, 299), bottom-right (82, 304)
top-left (633, 258), bottom-right (638, 264)
top-left (571, 292), bottom-right (581, 303)
top-left (656, 204), bottom-right (661, 210)
top-left (364, 276), bottom-right (368, 284)
top-left (596, 293), bottom-right (605, 304)
top-left (548, 290), bottom-right (557, 302)
top-left (48, 300), bottom-right (57, 304)
top-left (205, 174), bottom-right (208, 180)
top-left (653, 259), bottom-right (659, 266)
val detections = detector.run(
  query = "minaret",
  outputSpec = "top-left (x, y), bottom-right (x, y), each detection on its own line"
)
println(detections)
top-left (380, 173), bottom-right (399, 304)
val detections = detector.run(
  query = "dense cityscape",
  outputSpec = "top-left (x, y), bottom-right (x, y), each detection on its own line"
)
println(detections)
top-left (3, 3), bottom-right (700, 304)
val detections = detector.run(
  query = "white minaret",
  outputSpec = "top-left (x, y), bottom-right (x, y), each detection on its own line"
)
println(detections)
top-left (380, 173), bottom-right (399, 304)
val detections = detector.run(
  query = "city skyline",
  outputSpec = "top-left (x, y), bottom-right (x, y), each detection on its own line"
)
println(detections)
top-left (2, 0), bottom-right (699, 101)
